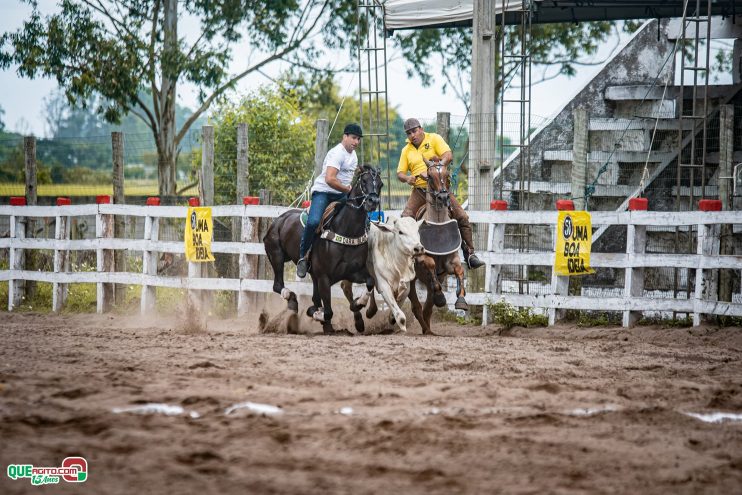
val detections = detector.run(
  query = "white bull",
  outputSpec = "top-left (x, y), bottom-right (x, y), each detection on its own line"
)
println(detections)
top-left (344, 216), bottom-right (424, 333)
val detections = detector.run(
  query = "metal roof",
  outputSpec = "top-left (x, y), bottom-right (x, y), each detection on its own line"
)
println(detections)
top-left (383, 0), bottom-right (742, 31)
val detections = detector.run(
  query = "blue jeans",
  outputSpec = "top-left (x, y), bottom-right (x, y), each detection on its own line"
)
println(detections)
top-left (299, 191), bottom-right (346, 259)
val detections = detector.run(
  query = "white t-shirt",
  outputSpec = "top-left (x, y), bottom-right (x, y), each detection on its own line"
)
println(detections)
top-left (311, 142), bottom-right (358, 194)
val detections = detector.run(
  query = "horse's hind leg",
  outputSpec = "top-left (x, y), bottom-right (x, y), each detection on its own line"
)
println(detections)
top-left (341, 280), bottom-right (365, 334)
top-left (265, 232), bottom-right (298, 312)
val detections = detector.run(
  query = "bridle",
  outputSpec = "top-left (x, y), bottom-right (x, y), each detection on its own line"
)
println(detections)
top-left (421, 156), bottom-right (451, 210)
top-left (346, 166), bottom-right (382, 210)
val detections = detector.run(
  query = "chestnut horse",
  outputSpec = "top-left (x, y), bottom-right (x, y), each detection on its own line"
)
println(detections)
top-left (408, 157), bottom-right (468, 335)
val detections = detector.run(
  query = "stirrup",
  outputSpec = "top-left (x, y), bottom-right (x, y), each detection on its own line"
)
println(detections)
top-left (297, 258), bottom-right (309, 278)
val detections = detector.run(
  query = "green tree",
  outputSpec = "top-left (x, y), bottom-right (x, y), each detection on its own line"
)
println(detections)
top-left (0, 104), bottom-right (5, 132)
top-left (208, 86), bottom-right (315, 206)
top-left (1, 0), bottom-right (356, 196)
top-left (278, 71), bottom-right (404, 172)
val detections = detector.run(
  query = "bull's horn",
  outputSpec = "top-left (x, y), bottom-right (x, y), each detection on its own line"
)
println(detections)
top-left (421, 155), bottom-right (433, 167)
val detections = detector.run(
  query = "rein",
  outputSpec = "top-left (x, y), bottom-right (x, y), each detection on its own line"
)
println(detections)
top-left (418, 162), bottom-right (450, 210)
top-left (346, 167), bottom-right (380, 210)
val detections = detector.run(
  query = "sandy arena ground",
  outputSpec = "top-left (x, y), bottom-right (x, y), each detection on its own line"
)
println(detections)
top-left (1, 304), bottom-right (741, 494)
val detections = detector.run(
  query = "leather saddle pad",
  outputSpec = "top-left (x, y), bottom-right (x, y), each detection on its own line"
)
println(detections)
top-left (419, 219), bottom-right (461, 255)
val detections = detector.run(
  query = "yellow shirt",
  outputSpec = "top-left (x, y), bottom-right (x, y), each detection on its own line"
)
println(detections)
top-left (397, 132), bottom-right (452, 188)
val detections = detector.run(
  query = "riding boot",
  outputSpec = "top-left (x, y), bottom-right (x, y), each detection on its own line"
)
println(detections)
top-left (296, 258), bottom-right (309, 278)
top-left (459, 225), bottom-right (485, 270)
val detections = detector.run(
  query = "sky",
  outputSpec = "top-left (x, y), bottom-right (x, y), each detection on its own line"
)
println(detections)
top-left (0, 1), bottom-right (629, 138)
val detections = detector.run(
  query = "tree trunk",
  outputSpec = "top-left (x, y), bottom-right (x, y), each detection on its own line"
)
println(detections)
top-left (157, 0), bottom-right (178, 197)
top-left (157, 126), bottom-right (177, 197)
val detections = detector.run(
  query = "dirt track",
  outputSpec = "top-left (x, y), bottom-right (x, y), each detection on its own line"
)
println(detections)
top-left (1, 310), bottom-right (741, 494)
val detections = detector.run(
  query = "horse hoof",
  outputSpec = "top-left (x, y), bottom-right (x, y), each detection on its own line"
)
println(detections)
top-left (454, 297), bottom-right (468, 311)
top-left (313, 309), bottom-right (326, 322)
top-left (433, 292), bottom-right (447, 307)
top-left (306, 306), bottom-right (319, 318)
top-left (287, 294), bottom-right (298, 313)
top-left (354, 315), bottom-right (365, 333)
top-left (366, 306), bottom-right (378, 318)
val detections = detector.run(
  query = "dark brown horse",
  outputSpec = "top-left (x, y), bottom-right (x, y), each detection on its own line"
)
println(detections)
top-left (409, 158), bottom-right (468, 335)
top-left (263, 164), bottom-right (383, 334)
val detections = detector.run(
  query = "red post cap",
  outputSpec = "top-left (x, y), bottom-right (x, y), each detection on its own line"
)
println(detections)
top-left (188, 197), bottom-right (200, 207)
top-left (556, 199), bottom-right (575, 211)
top-left (56, 197), bottom-right (71, 206)
top-left (490, 199), bottom-right (508, 211)
top-left (301, 200), bottom-right (311, 208)
top-left (146, 197), bottom-right (161, 206)
top-left (10, 197), bottom-right (27, 206)
top-left (698, 199), bottom-right (722, 211)
top-left (242, 196), bottom-right (260, 205)
top-left (628, 197), bottom-right (648, 211)
top-left (96, 195), bottom-right (111, 204)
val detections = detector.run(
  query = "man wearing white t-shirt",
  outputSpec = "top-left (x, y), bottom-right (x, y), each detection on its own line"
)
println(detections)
top-left (297, 123), bottom-right (363, 278)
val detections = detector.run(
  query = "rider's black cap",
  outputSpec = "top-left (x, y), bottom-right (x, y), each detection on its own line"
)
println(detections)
top-left (343, 123), bottom-right (363, 137)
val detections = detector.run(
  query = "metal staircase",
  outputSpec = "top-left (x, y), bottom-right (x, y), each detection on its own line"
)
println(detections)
top-left (498, 0), bottom-right (534, 294)
top-left (357, 1), bottom-right (392, 208)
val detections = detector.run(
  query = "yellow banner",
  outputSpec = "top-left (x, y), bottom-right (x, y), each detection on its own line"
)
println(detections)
top-left (184, 207), bottom-right (215, 262)
top-left (554, 211), bottom-right (595, 276)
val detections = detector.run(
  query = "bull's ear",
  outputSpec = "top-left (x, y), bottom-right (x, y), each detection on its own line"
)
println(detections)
top-left (375, 222), bottom-right (395, 233)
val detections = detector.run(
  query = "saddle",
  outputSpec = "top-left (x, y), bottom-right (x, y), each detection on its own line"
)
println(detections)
top-left (299, 202), bottom-right (368, 246)
top-left (414, 205), bottom-right (461, 256)
top-left (299, 201), bottom-right (343, 234)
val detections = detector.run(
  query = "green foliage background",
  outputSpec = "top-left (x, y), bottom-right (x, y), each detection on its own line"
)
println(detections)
top-left (208, 86), bottom-right (315, 206)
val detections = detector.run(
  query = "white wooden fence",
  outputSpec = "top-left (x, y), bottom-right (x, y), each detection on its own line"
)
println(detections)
top-left (1, 203), bottom-right (741, 327)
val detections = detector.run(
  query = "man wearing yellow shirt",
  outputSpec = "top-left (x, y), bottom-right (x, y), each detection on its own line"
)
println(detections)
top-left (396, 118), bottom-right (484, 269)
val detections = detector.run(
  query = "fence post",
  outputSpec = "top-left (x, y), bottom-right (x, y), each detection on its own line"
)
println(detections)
top-left (314, 119), bottom-right (329, 178)
top-left (482, 200), bottom-right (506, 325)
top-left (571, 107), bottom-right (588, 211)
top-left (201, 126), bottom-right (214, 207)
top-left (718, 105), bottom-right (734, 303)
top-left (8, 197), bottom-right (26, 311)
top-left (141, 197), bottom-right (160, 314)
top-left (112, 131), bottom-right (126, 305)
top-left (469, 0), bottom-right (497, 214)
top-left (436, 112), bottom-right (451, 144)
top-left (53, 198), bottom-right (71, 313)
top-left (623, 198), bottom-right (648, 327)
top-left (694, 201), bottom-right (722, 326)
top-left (257, 189), bottom-right (271, 280)
top-left (233, 123), bottom-right (249, 282)
top-left (549, 200), bottom-right (573, 325)
top-left (24, 136), bottom-right (37, 300)
top-left (96, 195), bottom-right (114, 313)
top-left (187, 197), bottom-right (203, 310)
top-left (238, 197), bottom-right (259, 316)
